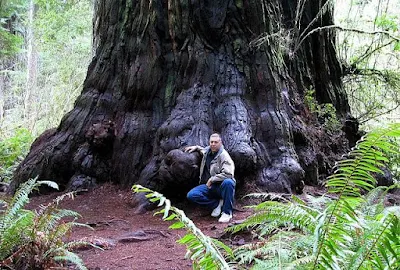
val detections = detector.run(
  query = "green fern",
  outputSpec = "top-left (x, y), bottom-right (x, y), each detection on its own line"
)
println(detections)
top-left (227, 124), bottom-right (400, 270)
top-left (0, 178), bottom-right (42, 259)
top-left (234, 230), bottom-right (313, 267)
top-left (132, 185), bottom-right (235, 270)
top-left (0, 178), bottom-right (91, 269)
top-left (313, 123), bottom-right (400, 269)
top-left (347, 212), bottom-right (400, 270)
top-left (227, 195), bottom-right (318, 237)
top-left (53, 249), bottom-right (87, 270)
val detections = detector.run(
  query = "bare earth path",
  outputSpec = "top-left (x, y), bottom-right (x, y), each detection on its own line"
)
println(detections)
top-left (27, 183), bottom-right (252, 270)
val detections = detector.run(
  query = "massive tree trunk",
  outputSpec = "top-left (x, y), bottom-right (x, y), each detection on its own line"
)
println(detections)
top-left (12, 0), bottom-right (352, 198)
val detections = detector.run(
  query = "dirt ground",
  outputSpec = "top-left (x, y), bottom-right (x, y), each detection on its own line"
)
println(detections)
top-left (26, 183), bottom-right (253, 270)
top-left (12, 182), bottom-right (400, 270)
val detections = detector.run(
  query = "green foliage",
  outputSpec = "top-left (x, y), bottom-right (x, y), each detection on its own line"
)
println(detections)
top-left (394, 41), bottom-right (400, 51)
top-left (234, 230), bottom-right (314, 269)
top-left (0, 128), bottom-right (34, 182)
top-left (336, 0), bottom-right (400, 127)
top-left (386, 138), bottom-right (400, 182)
top-left (229, 124), bottom-right (400, 269)
top-left (1, 0), bottom-right (92, 136)
top-left (305, 88), bottom-right (318, 113)
top-left (0, 0), bottom-right (26, 58)
top-left (29, 0), bottom-right (92, 134)
top-left (314, 123), bottom-right (400, 269)
top-left (0, 178), bottom-right (90, 269)
top-left (0, 27), bottom-right (23, 57)
top-left (132, 185), bottom-right (235, 270)
top-left (345, 70), bottom-right (400, 125)
top-left (305, 89), bottom-right (341, 131)
top-left (375, 14), bottom-right (399, 32)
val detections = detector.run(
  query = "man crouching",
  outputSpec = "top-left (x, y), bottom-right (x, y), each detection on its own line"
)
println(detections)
top-left (185, 133), bottom-right (235, 223)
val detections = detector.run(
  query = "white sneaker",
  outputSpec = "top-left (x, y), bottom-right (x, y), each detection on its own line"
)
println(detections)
top-left (218, 213), bottom-right (232, 223)
top-left (211, 200), bottom-right (223, 217)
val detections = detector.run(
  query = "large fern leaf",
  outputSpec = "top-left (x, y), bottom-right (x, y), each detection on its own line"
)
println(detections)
top-left (0, 178), bottom-right (36, 239)
top-left (53, 249), bottom-right (88, 270)
top-left (312, 124), bottom-right (400, 269)
top-left (234, 230), bottom-right (313, 268)
top-left (132, 184), bottom-right (234, 270)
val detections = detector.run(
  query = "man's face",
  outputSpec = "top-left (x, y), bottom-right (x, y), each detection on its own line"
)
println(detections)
top-left (209, 135), bottom-right (222, 153)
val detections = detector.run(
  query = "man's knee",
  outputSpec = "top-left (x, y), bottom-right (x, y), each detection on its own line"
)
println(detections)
top-left (221, 178), bottom-right (235, 188)
top-left (187, 186), bottom-right (202, 201)
top-left (187, 189), bottom-right (195, 201)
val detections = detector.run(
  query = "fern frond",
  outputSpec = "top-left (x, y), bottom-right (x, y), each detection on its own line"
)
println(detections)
top-left (47, 222), bottom-right (79, 248)
top-left (37, 180), bottom-right (59, 191)
top-left (326, 124), bottom-right (400, 196)
top-left (228, 199), bottom-right (318, 236)
top-left (51, 191), bottom-right (76, 206)
top-left (351, 213), bottom-right (400, 270)
top-left (0, 178), bottom-right (59, 241)
top-left (302, 194), bottom-right (333, 212)
top-left (234, 231), bottom-right (314, 270)
top-left (0, 178), bottom-right (36, 238)
top-left (312, 124), bottom-right (400, 269)
top-left (0, 210), bottom-right (34, 259)
top-left (33, 192), bottom-right (80, 237)
top-left (244, 192), bottom-right (291, 202)
top-left (313, 199), bottom-right (363, 270)
top-left (132, 185), bottom-right (234, 269)
top-left (357, 186), bottom-right (389, 220)
top-left (285, 255), bottom-right (315, 270)
top-left (53, 249), bottom-right (87, 270)
top-left (36, 208), bottom-right (81, 234)
top-left (0, 179), bottom-right (89, 269)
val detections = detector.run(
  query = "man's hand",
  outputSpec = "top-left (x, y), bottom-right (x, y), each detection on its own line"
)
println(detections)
top-left (206, 179), bottom-right (213, 188)
top-left (185, 146), bottom-right (197, 153)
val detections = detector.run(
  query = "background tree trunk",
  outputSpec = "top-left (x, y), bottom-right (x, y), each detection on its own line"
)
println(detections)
top-left (24, 0), bottom-right (38, 130)
top-left (11, 0), bottom-right (353, 198)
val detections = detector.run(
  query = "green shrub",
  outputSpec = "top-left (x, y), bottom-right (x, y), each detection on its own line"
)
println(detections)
top-left (0, 178), bottom-right (91, 269)
top-left (305, 89), bottom-right (341, 131)
top-left (0, 128), bottom-right (34, 182)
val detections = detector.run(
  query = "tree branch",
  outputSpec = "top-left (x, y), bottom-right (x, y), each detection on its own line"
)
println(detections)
top-left (292, 25), bottom-right (400, 56)
top-left (359, 104), bottom-right (400, 124)
top-left (352, 40), bottom-right (394, 66)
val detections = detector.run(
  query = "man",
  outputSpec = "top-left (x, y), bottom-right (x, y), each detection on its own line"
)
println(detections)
top-left (185, 133), bottom-right (235, 223)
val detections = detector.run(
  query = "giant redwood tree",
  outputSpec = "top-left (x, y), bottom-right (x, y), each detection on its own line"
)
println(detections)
top-left (11, 0), bottom-right (355, 200)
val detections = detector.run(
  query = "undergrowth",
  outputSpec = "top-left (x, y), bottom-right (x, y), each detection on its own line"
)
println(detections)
top-left (0, 178), bottom-right (93, 269)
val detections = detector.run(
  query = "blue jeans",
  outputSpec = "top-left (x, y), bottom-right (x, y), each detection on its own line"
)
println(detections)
top-left (187, 178), bottom-right (235, 215)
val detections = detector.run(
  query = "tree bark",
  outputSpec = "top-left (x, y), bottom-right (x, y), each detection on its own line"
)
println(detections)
top-left (12, 0), bottom-right (352, 198)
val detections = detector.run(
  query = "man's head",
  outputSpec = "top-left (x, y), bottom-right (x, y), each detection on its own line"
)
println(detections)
top-left (209, 133), bottom-right (222, 153)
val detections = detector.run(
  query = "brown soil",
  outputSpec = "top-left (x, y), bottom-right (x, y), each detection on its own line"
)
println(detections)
top-left (26, 183), bottom-right (253, 270)
top-left (10, 182), bottom-right (400, 270)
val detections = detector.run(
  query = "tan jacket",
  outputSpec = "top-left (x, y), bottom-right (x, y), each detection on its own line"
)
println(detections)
top-left (194, 145), bottom-right (235, 184)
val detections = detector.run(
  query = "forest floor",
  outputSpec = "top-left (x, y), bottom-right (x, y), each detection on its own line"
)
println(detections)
top-left (19, 182), bottom-right (400, 269)
top-left (26, 183), bottom-right (254, 270)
